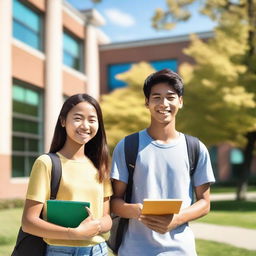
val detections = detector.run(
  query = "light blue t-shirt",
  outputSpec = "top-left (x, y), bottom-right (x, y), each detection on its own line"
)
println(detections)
top-left (111, 129), bottom-right (215, 256)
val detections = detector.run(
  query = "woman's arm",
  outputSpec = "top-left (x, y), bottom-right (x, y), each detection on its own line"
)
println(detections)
top-left (97, 197), bottom-right (112, 233)
top-left (22, 199), bottom-right (101, 240)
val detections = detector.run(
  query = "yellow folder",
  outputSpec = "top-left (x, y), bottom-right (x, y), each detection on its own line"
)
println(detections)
top-left (141, 199), bottom-right (182, 215)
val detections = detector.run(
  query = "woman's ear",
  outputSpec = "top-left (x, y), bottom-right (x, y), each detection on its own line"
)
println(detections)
top-left (60, 117), bottom-right (65, 127)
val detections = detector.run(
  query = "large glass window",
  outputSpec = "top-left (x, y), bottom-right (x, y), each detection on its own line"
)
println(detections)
top-left (63, 32), bottom-right (83, 72)
top-left (12, 82), bottom-right (43, 177)
top-left (107, 59), bottom-right (177, 91)
top-left (13, 0), bottom-right (43, 50)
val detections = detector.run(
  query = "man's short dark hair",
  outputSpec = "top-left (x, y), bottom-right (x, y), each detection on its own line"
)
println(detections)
top-left (143, 69), bottom-right (184, 99)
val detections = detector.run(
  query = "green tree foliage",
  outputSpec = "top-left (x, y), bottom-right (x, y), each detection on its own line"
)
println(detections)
top-left (101, 62), bottom-right (155, 152)
top-left (177, 28), bottom-right (256, 146)
top-left (153, 0), bottom-right (256, 199)
top-left (152, 0), bottom-right (195, 30)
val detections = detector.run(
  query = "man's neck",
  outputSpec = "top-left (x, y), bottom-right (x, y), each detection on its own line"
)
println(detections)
top-left (147, 122), bottom-right (179, 144)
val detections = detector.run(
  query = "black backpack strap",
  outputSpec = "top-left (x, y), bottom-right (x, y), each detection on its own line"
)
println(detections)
top-left (184, 134), bottom-right (200, 177)
top-left (112, 133), bottom-right (139, 252)
top-left (46, 153), bottom-right (62, 200)
top-left (124, 132), bottom-right (139, 202)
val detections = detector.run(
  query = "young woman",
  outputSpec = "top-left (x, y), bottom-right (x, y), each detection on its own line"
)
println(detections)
top-left (22, 94), bottom-right (112, 256)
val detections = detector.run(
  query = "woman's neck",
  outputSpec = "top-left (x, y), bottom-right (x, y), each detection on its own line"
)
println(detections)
top-left (58, 142), bottom-right (86, 160)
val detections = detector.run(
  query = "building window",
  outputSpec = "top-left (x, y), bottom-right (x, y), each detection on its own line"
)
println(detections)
top-left (108, 63), bottom-right (132, 91)
top-left (150, 59), bottom-right (177, 71)
top-left (63, 32), bottom-right (83, 72)
top-left (230, 148), bottom-right (244, 164)
top-left (107, 59), bottom-right (177, 91)
top-left (12, 82), bottom-right (43, 177)
top-left (13, 0), bottom-right (43, 51)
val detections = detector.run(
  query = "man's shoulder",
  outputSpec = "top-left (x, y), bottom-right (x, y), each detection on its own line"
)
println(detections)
top-left (113, 130), bottom-right (143, 155)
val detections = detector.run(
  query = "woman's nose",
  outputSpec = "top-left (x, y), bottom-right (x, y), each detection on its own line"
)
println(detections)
top-left (81, 120), bottom-right (90, 129)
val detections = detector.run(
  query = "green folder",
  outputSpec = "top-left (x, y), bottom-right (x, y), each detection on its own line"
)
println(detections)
top-left (47, 200), bottom-right (90, 228)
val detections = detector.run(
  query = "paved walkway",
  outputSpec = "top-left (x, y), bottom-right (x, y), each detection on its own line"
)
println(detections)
top-left (210, 191), bottom-right (256, 201)
top-left (190, 222), bottom-right (256, 251)
top-left (190, 192), bottom-right (256, 251)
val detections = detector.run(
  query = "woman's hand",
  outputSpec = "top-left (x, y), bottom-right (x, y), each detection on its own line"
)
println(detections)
top-left (73, 207), bottom-right (101, 239)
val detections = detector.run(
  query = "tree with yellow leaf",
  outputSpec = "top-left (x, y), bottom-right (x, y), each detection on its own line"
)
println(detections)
top-left (101, 62), bottom-right (154, 152)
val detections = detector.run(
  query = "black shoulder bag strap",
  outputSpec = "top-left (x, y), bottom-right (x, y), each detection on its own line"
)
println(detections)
top-left (184, 134), bottom-right (200, 177)
top-left (115, 132), bottom-right (139, 251)
top-left (47, 153), bottom-right (62, 199)
top-left (11, 153), bottom-right (62, 256)
top-left (124, 132), bottom-right (139, 202)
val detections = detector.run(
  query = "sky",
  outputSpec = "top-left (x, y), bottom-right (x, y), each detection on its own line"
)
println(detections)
top-left (66, 0), bottom-right (216, 43)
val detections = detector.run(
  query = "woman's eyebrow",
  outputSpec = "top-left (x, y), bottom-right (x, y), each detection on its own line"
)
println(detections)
top-left (73, 113), bottom-right (83, 117)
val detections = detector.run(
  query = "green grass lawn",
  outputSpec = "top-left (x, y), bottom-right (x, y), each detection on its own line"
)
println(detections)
top-left (197, 200), bottom-right (256, 229)
top-left (1, 205), bottom-right (256, 256)
top-left (196, 239), bottom-right (256, 256)
top-left (211, 185), bottom-right (256, 194)
top-left (0, 208), bottom-right (22, 256)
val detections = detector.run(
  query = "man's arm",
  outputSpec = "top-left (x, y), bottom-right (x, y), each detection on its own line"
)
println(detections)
top-left (111, 179), bottom-right (142, 219)
top-left (139, 183), bottom-right (211, 234)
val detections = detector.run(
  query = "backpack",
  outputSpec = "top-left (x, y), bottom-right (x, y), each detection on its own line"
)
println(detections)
top-left (107, 132), bottom-right (200, 254)
top-left (11, 153), bottom-right (62, 256)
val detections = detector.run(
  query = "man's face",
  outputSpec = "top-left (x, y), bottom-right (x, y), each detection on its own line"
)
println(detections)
top-left (145, 82), bottom-right (183, 124)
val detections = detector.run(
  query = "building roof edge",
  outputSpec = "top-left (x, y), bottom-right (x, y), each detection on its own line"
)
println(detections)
top-left (100, 31), bottom-right (214, 51)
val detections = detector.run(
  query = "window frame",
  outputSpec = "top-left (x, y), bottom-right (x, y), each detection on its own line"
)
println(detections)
top-left (12, 80), bottom-right (43, 177)
top-left (63, 30), bottom-right (84, 72)
top-left (12, 0), bottom-right (44, 51)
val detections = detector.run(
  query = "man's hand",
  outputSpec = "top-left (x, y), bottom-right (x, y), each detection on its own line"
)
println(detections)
top-left (139, 214), bottom-right (178, 234)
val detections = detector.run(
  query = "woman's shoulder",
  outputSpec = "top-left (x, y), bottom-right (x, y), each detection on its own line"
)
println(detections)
top-left (34, 154), bottom-right (52, 168)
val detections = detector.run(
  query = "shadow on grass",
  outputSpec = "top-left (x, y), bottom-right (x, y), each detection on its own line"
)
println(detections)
top-left (211, 200), bottom-right (256, 212)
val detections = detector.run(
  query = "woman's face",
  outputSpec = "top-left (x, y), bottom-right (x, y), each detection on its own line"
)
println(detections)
top-left (62, 101), bottom-right (99, 145)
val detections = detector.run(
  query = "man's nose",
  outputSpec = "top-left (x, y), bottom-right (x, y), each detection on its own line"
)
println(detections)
top-left (160, 97), bottom-right (169, 106)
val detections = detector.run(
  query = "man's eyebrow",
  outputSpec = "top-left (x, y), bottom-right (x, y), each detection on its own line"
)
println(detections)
top-left (151, 92), bottom-right (176, 95)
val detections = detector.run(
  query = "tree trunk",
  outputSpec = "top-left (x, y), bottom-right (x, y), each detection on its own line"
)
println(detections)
top-left (236, 131), bottom-right (256, 200)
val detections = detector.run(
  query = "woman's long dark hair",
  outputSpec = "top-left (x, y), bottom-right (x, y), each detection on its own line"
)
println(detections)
top-left (49, 94), bottom-right (109, 182)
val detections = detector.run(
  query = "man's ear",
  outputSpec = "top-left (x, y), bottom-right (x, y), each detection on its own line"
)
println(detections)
top-left (145, 98), bottom-right (149, 108)
top-left (179, 96), bottom-right (183, 109)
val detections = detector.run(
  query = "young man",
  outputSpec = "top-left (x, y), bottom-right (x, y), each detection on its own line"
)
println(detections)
top-left (110, 69), bottom-right (215, 255)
